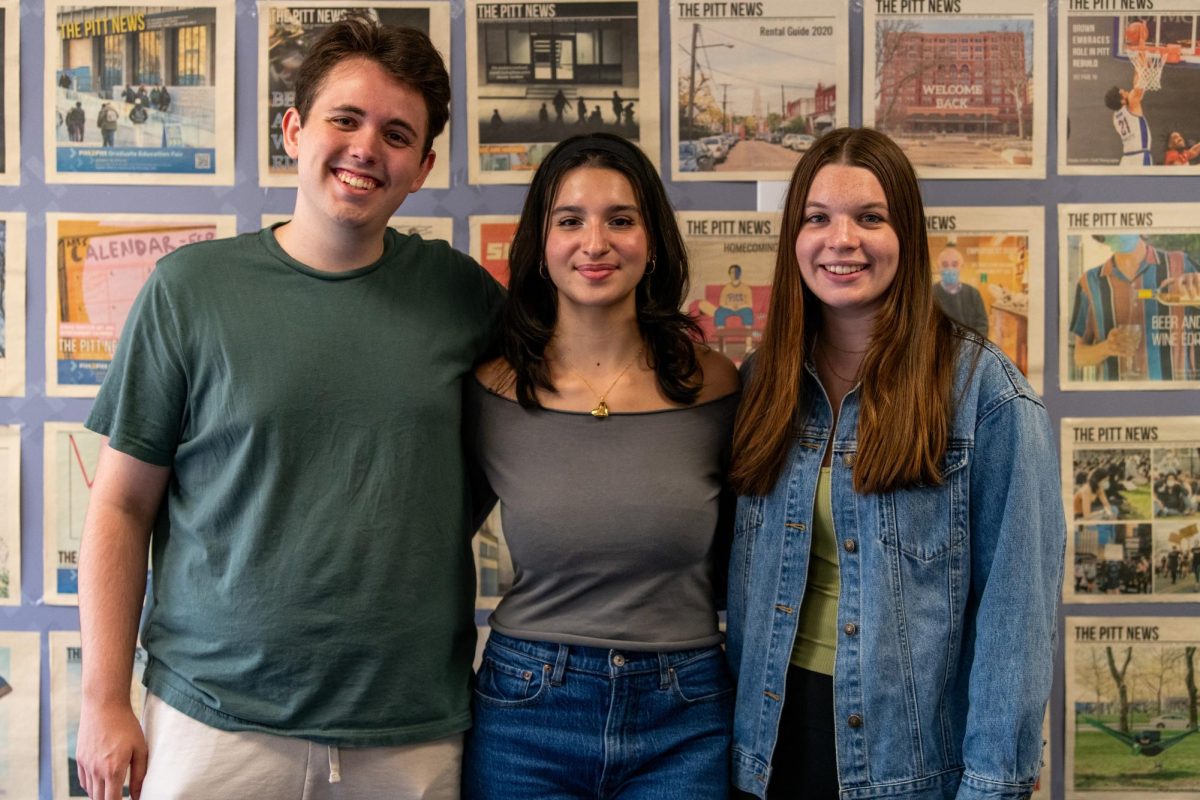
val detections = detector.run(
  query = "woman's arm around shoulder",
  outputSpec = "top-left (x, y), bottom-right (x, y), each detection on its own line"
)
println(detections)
top-left (695, 346), bottom-right (741, 402)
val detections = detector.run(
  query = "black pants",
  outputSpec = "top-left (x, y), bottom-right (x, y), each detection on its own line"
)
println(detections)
top-left (768, 664), bottom-right (840, 799)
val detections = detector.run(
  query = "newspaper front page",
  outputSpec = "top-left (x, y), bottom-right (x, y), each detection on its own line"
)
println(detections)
top-left (1065, 616), bottom-right (1200, 798)
top-left (475, 505), bottom-right (513, 611)
top-left (1059, 204), bottom-right (1200, 391)
top-left (0, 212), bottom-right (25, 396)
top-left (1059, 1), bottom-right (1200, 175)
top-left (258, 1), bottom-right (451, 189)
top-left (926, 206), bottom-right (1044, 393)
top-left (1063, 417), bottom-right (1200, 603)
top-left (669, 0), bottom-right (848, 182)
top-left (42, 423), bottom-right (104, 606)
top-left (465, 0), bottom-right (660, 184)
top-left (45, 1), bottom-right (235, 185)
top-left (50, 632), bottom-right (147, 800)
top-left (678, 210), bottom-right (779, 366)
top-left (0, 631), bottom-right (40, 798)
top-left (468, 214), bottom-right (519, 287)
top-left (863, 0), bottom-right (1048, 179)
top-left (0, 425), bottom-right (19, 607)
top-left (45, 213), bottom-right (237, 397)
top-left (0, 0), bottom-right (19, 186)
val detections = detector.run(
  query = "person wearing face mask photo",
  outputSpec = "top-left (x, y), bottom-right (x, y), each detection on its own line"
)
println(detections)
top-left (932, 242), bottom-right (988, 338)
top-left (1068, 233), bottom-right (1200, 381)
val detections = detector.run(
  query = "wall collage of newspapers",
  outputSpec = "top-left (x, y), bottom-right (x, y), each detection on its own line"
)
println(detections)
top-left (0, 1), bottom-right (1198, 797)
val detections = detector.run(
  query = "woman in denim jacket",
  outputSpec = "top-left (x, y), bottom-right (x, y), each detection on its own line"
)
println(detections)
top-left (726, 128), bottom-right (1064, 800)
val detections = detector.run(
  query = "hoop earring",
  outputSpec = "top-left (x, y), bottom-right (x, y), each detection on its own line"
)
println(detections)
top-left (539, 261), bottom-right (549, 279)
top-left (645, 255), bottom-right (657, 275)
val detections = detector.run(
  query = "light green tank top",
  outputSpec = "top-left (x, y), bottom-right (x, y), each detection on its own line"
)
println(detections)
top-left (790, 466), bottom-right (839, 675)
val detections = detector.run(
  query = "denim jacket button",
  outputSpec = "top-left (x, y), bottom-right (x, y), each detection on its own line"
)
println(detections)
top-left (843, 538), bottom-right (857, 553)
top-left (847, 714), bottom-right (863, 728)
top-left (842, 453), bottom-right (855, 467)
top-left (843, 622), bottom-right (858, 636)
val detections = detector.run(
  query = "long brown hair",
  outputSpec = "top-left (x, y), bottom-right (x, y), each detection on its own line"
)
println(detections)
top-left (730, 128), bottom-right (960, 496)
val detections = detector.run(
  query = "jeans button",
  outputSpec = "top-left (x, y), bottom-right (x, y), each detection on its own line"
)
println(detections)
top-left (843, 538), bottom-right (857, 553)
top-left (848, 714), bottom-right (863, 728)
top-left (843, 622), bottom-right (858, 636)
top-left (612, 653), bottom-right (626, 667)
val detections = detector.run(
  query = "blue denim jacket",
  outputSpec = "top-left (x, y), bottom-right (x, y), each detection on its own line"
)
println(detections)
top-left (727, 336), bottom-right (1064, 800)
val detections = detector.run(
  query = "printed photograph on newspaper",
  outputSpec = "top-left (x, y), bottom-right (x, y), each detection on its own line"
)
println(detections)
top-left (0, 631), bottom-right (39, 799)
top-left (263, 214), bottom-right (453, 243)
top-left (1062, 417), bottom-right (1200, 604)
top-left (258, 1), bottom-right (451, 189)
top-left (863, 0), bottom-right (1047, 179)
top-left (925, 206), bottom-right (1044, 393)
top-left (669, 0), bottom-right (848, 182)
top-left (469, 214), bottom-right (518, 287)
top-left (1065, 616), bottom-right (1200, 799)
top-left (0, 212), bottom-right (26, 396)
top-left (466, 0), bottom-right (660, 184)
top-left (475, 505), bottom-right (513, 611)
top-left (0, 425), bottom-right (19, 607)
top-left (1059, 1), bottom-right (1200, 175)
top-left (45, 213), bottom-right (236, 397)
top-left (0, 0), bottom-right (20, 186)
top-left (678, 211), bottom-right (779, 367)
top-left (43, 423), bottom-right (103, 607)
top-left (1059, 204), bottom-right (1200, 391)
top-left (45, 1), bottom-right (235, 185)
top-left (50, 631), bottom-right (147, 800)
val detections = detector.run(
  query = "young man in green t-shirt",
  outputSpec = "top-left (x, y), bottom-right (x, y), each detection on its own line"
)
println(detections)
top-left (76, 17), bottom-right (502, 800)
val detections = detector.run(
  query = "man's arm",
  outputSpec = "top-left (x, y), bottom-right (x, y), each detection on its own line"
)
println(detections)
top-left (76, 445), bottom-right (170, 800)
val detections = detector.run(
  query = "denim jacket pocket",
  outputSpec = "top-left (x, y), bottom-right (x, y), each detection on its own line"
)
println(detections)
top-left (474, 650), bottom-right (549, 707)
top-left (877, 445), bottom-right (971, 562)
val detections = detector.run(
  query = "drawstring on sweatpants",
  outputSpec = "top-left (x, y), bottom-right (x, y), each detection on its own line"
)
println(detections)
top-left (328, 745), bottom-right (341, 783)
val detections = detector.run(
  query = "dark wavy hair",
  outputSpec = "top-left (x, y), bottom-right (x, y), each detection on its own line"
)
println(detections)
top-left (504, 133), bottom-right (702, 408)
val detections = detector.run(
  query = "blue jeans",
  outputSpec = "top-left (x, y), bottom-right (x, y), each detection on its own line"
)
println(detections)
top-left (463, 631), bottom-right (733, 799)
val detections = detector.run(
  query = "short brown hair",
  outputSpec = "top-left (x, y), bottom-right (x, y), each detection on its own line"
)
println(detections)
top-left (293, 14), bottom-right (449, 155)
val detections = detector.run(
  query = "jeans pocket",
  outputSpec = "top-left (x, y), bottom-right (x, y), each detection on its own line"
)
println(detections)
top-left (670, 650), bottom-right (735, 704)
top-left (473, 648), bottom-right (549, 707)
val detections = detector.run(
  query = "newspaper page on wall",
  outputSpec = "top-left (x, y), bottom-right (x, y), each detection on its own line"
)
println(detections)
top-left (469, 214), bottom-right (518, 287)
top-left (1059, 204), bottom-right (1200, 391)
top-left (1065, 616), bottom-right (1200, 799)
top-left (475, 505), bottom-right (513, 611)
top-left (1062, 417), bottom-right (1200, 603)
top-left (862, 0), bottom-right (1048, 179)
top-left (0, 425), bottom-right (19, 607)
top-left (0, 212), bottom-right (25, 396)
top-left (465, 0), bottom-right (660, 184)
top-left (45, 1), bottom-right (236, 185)
top-left (262, 213), bottom-right (453, 243)
top-left (669, 0), bottom-right (849, 182)
top-left (43, 423), bottom-right (104, 607)
top-left (45, 212), bottom-right (236, 398)
top-left (50, 631), bottom-right (147, 800)
top-left (678, 211), bottom-right (779, 367)
top-left (1059, 1), bottom-right (1200, 175)
top-left (925, 206), bottom-right (1044, 393)
top-left (258, 1), bottom-right (451, 189)
top-left (1033, 709), bottom-right (1051, 799)
top-left (0, 631), bottom-right (39, 798)
top-left (0, 0), bottom-right (19, 186)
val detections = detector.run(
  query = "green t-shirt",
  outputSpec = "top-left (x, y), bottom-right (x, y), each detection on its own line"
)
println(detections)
top-left (87, 226), bottom-right (504, 746)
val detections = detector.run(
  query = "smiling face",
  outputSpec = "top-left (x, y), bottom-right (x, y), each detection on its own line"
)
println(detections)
top-left (793, 164), bottom-right (900, 324)
top-left (283, 57), bottom-right (436, 237)
top-left (543, 166), bottom-right (649, 316)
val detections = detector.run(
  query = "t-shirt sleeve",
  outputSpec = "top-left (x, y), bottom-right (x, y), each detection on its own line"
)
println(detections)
top-left (1068, 278), bottom-right (1094, 342)
top-left (85, 269), bottom-right (188, 467)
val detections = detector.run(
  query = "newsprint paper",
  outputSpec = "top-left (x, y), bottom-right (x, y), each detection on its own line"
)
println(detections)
top-left (1062, 417), bottom-right (1200, 603)
top-left (0, 212), bottom-right (25, 396)
top-left (0, 425), bottom-right (19, 607)
top-left (42, 423), bottom-right (103, 607)
top-left (1065, 616), bottom-right (1200, 799)
top-left (0, 631), bottom-right (40, 799)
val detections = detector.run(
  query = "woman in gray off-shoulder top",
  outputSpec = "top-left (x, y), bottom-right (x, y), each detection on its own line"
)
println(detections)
top-left (461, 134), bottom-right (740, 800)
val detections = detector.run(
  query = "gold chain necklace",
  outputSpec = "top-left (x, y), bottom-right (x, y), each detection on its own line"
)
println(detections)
top-left (574, 349), bottom-right (642, 418)
top-left (816, 339), bottom-right (861, 385)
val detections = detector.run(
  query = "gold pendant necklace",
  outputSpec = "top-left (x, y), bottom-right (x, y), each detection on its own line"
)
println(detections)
top-left (575, 349), bottom-right (642, 418)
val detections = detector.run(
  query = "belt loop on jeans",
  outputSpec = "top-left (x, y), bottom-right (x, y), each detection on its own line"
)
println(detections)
top-left (549, 643), bottom-right (569, 686)
top-left (658, 653), bottom-right (672, 689)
